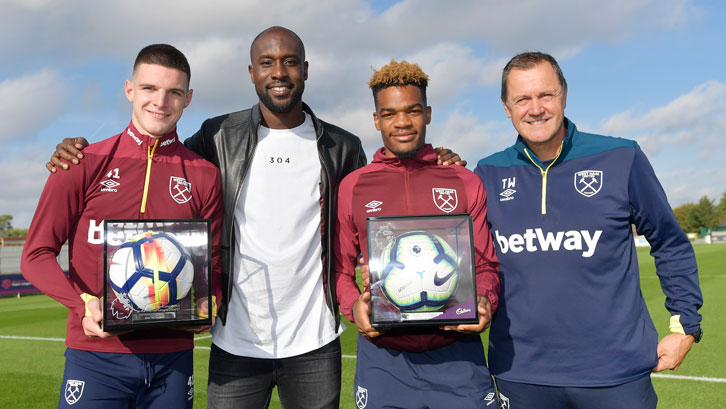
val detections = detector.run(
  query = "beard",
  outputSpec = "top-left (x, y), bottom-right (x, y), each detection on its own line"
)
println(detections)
top-left (257, 83), bottom-right (304, 114)
top-left (393, 148), bottom-right (420, 159)
top-left (390, 142), bottom-right (424, 159)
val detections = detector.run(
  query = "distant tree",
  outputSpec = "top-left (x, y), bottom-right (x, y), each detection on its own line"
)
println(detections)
top-left (674, 203), bottom-right (698, 233)
top-left (0, 214), bottom-right (14, 237)
top-left (0, 215), bottom-right (28, 238)
top-left (686, 196), bottom-right (718, 232)
top-left (4, 228), bottom-right (28, 238)
top-left (717, 192), bottom-right (726, 226)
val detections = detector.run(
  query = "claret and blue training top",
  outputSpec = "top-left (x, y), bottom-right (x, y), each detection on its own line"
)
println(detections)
top-left (22, 121), bottom-right (223, 354)
top-left (474, 118), bottom-right (702, 387)
top-left (336, 144), bottom-right (500, 352)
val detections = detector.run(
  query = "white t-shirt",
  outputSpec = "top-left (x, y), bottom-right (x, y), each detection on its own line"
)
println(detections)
top-left (211, 113), bottom-right (344, 358)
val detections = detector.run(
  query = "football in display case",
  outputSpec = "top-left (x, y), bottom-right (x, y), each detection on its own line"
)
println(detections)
top-left (102, 219), bottom-right (212, 331)
top-left (367, 214), bottom-right (478, 327)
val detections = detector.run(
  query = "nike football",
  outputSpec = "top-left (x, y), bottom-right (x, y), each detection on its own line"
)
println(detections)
top-left (108, 231), bottom-right (194, 312)
top-left (379, 232), bottom-right (459, 312)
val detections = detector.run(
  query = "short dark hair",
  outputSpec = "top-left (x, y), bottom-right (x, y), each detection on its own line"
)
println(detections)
top-left (368, 59), bottom-right (429, 106)
top-left (250, 26), bottom-right (306, 62)
top-left (501, 51), bottom-right (566, 102)
top-left (133, 44), bottom-right (191, 87)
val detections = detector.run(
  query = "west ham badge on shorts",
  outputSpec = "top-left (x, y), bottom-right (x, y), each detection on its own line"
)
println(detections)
top-left (102, 219), bottom-right (212, 331)
top-left (366, 214), bottom-right (478, 327)
top-left (64, 380), bottom-right (85, 405)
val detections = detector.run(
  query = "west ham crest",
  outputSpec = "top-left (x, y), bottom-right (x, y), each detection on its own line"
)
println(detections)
top-left (170, 176), bottom-right (192, 204)
top-left (574, 170), bottom-right (603, 197)
top-left (432, 188), bottom-right (458, 213)
top-left (65, 379), bottom-right (85, 405)
top-left (111, 296), bottom-right (133, 319)
top-left (499, 393), bottom-right (510, 409)
top-left (355, 385), bottom-right (368, 409)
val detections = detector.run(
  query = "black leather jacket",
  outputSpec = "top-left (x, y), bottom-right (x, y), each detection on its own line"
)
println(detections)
top-left (185, 103), bottom-right (366, 330)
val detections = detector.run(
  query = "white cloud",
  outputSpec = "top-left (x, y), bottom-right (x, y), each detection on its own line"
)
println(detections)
top-left (404, 44), bottom-right (505, 107)
top-left (180, 36), bottom-right (255, 112)
top-left (316, 105), bottom-right (381, 158)
top-left (0, 70), bottom-right (67, 142)
top-left (375, 0), bottom-right (693, 53)
top-left (599, 80), bottom-right (726, 206)
top-left (0, 0), bottom-right (716, 217)
top-left (601, 81), bottom-right (726, 134)
top-left (0, 149), bottom-right (49, 229)
top-left (428, 111), bottom-right (513, 168)
top-left (0, 0), bottom-right (697, 77)
top-left (600, 80), bottom-right (726, 155)
top-left (0, 0), bottom-right (53, 10)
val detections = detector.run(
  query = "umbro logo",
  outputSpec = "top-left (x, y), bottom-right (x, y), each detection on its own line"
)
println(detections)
top-left (100, 179), bottom-right (119, 189)
top-left (500, 177), bottom-right (516, 202)
top-left (101, 168), bottom-right (121, 192)
top-left (500, 188), bottom-right (516, 201)
top-left (365, 200), bottom-right (383, 213)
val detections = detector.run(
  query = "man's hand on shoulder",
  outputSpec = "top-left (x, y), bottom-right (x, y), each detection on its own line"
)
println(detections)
top-left (435, 146), bottom-right (467, 167)
top-left (47, 137), bottom-right (89, 173)
top-left (653, 332), bottom-right (695, 372)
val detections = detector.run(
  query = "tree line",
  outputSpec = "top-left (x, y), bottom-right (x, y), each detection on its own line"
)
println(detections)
top-left (673, 192), bottom-right (726, 234)
top-left (0, 215), bottom-right (28, 239)
top-left (3, 192), bottom-right (726, 240)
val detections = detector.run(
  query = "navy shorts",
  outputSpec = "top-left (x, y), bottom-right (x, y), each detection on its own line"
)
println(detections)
top-left (353, 334), bottom-right (498, 409)
top-left (495, 373), bottom-right (657, 409)
top-left (58, 348), bottom-right (194, 409)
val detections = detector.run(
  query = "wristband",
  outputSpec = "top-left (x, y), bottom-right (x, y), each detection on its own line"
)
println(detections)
top-left (80, 293), bottom-right (99, 317)
top-left (668, 315), bottom-right (686, 335)
top-left (199, 296), bottom-right (217, 318)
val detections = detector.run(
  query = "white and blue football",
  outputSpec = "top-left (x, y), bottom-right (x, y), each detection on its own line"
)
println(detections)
top-left (379, 232), bottom-right (459, 312)
top-left (108, 231), bottom-right (194, 312)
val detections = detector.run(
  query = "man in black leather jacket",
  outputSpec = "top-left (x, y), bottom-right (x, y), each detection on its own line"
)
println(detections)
top-left (186, 102), bottom-right (364, 332)
top-left (190, 27), bottom-right (365, 409)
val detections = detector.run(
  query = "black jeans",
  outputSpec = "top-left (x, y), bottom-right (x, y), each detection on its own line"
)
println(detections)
top-left (207, 338), bottom-right (341, 409)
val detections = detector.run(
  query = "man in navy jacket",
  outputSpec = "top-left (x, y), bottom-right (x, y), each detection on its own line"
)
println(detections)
top-left (475, 52), bottom-right (702, 409)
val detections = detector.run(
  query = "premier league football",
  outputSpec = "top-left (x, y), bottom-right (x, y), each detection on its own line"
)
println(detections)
top-left (368, 214), bottom-right (478, 327)
top-left (380, 232), bottom-right (459, 311)
top-left (108, 231), bottom-right (194, 312)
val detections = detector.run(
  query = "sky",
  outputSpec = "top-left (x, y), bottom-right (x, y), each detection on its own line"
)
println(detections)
top-left (1, 0), bottom-right (725, 229)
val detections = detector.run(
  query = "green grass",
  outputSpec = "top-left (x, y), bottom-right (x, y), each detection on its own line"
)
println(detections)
top-left (2, 243), bottom-right (724, 408)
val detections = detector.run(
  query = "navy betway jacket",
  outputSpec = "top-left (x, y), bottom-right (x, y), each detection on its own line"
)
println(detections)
top-left (474, 118), bottom-right (702, 387)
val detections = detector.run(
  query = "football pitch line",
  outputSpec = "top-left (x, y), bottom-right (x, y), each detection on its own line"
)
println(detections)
top-left (2, 335), bottom-right (724, 384)
top-left (651, 374), bottom-right (726, 383)
top-left (641, 274), bottom-right (726, 278)
top-left (0, 335), bottom-right (65, 342)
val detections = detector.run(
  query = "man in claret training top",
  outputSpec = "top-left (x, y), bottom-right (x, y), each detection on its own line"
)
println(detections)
top-left (22, 44), bottom-right (223, 409)
top-left (335, 60), bottom-right (501, 409)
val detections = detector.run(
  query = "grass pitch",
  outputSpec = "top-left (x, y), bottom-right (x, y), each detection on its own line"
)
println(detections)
top-left (1, 244), bottom-right (724, 408)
